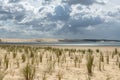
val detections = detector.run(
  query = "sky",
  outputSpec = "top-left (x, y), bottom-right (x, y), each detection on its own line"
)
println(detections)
top-left (0, 0), bottom-right (120, 40)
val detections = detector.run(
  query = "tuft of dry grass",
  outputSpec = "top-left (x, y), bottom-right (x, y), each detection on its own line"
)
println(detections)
top-left (57, 71), bottom-right (63, 80)
top-left (106, 54), bottom-right (109, 64)
top-left (42, 71), bottom-right (47, 80)
top-left (86, 53), bottom-right (94, 76)
top-left (22, 54), bottom-right (26, 63)
top-left (4, 54), bottom-right (9, 70)
top-left (22, 63), bottom-right (36, 80)
top-left (0, 70), bottom-right (6, 80)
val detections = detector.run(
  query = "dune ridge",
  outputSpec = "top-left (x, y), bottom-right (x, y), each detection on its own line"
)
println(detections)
top-left (0, 38), bottom-right (59, 42)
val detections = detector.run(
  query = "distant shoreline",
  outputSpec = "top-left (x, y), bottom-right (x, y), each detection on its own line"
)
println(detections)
top-left (0, 42), bottom-right (120, 47)
top-left (0, 38), bottom-right (120, 43)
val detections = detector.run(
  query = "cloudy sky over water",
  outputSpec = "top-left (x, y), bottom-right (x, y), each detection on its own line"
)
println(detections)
top-left (0, 0), bottom-right (120, 39)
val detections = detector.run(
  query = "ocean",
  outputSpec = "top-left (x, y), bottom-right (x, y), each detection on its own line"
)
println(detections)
top-left (0, 42), bottom-right (120, 46)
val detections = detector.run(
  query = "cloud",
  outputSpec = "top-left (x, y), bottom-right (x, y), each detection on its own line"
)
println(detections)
top-left (54, 5), bottom-right (106, 35)
top-left (62, 0), bottom-right (106, 5)
top-left (107, 6), bottom-right (120, 20)
top-left (0, 1), bottom-right (27, 21)
top-left (0, 0), bottom-right (120, 39)
top-left (50, 4), bottom-right (70, 21)
top-left (7, 0), bottom-right (21, 3)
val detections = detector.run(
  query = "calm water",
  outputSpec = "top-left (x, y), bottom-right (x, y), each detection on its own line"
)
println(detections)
top-left (0, 42), bottom-right (120, 46)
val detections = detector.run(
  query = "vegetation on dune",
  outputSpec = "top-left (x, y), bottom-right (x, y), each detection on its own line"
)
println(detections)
top-left (0, 70), bottom-right (6, 80)
top-left (86, 51), bottom-right (94, 76)
top-left (0, 45), bottom-right (118, 80)
top-left (22, 63), bottom-right (36, 80)
top-left (57, 71), bottom-right (63, 80)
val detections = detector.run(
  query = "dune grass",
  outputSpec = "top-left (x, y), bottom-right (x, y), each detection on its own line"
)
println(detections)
top-left (22, 63), bottom-right (36, 80)
top-left (0, 45), bottom-right (119, 80)
top-left (86, 51), bottom-right (94, 76)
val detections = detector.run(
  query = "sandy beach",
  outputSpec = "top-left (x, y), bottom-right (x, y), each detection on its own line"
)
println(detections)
top-left (0, 45), bottom-right (120, 80)
top-left (0, 0), bottom-right (120, 80)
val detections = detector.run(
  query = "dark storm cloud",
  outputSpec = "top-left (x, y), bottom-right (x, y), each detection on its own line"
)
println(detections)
top-left (8, 0), bottom-right (21, 3)
top-left (62, 0), bottom-right (105, 5)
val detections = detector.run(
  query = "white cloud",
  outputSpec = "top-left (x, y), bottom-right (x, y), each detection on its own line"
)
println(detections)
top-left (85, 26), bottom-right (95, 30)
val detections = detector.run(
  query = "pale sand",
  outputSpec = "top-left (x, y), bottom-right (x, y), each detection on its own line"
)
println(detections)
top-left (0, 38), bottom-right (59, 42)
top-left (0, 45), bottom-right (120, 80)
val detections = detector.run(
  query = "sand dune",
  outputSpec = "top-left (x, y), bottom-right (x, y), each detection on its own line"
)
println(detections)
top-left (0, 38), bottom-right (59, 42)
